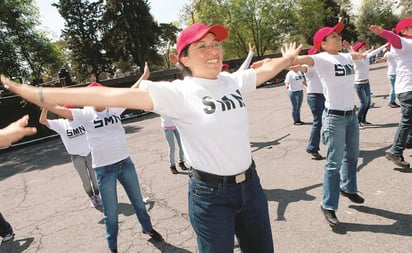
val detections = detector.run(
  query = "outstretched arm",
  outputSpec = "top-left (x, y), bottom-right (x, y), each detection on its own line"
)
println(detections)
top-left (252, 42), bottom-right (303, 86)
top-left (131, 62), bottom-right (150, 88)
top-left (0, 115), bottom-right (37, 147)
top-left (369, 25), bottom-right (402, 49)
top-left (1, 75), bottom-right (154, 111)
top-left (237, 43), bottom-right (255, 71)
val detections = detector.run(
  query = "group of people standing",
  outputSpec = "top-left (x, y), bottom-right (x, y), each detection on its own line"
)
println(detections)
top-left (1, 17), bottom-right (411, 253)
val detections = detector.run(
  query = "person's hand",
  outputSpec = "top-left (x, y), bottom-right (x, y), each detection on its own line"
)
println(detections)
top-left (250, 58), bottom-right (270, 69)
top-left (342, 40), bottom-right (351, 49)
top-left (369, 25), bottom-right (384, 35)
top-left (249, 43), bottom-right (255, 53)
top-left (0, 115), bottom-right (37, 147)
top-left (168, 53), bottom-right (179, 65)
top-left (142, 62), bottom-right (150, 80)
top-left (281, 42), bottom-right (302, 65)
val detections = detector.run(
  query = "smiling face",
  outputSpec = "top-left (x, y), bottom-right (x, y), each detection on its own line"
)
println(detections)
top-left (401, 26), bottom-right (412, 36)
top-left (180, 33), bottom-right (223, 79)
top-left (321, 31), bottom-right (342, 54)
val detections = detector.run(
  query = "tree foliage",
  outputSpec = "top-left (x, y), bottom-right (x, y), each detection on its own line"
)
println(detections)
top-left (0, 0), bottom-right (63, 82)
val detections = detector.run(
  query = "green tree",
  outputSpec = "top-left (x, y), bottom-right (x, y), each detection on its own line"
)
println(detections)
top-left (0, 0), bottom-right (62, 81)
top-left (397, 0), bottom-right (412, 18)
top-left (356, 0), bottom-right (398, 45)
top-left (54, 0), bottom-right (112, 82)
top-left (102, 0), bottom-right (161, 74)
top-left (188, 0), bottom-right (296, 59)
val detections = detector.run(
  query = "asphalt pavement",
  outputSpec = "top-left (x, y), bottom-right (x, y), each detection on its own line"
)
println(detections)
top-left (0, 62), bottom-right (411, 253)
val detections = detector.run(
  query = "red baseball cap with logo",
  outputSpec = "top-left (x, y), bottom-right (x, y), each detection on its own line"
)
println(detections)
top-left (353, 41), bottom-right (367, 52)
top-left (176, 22), bottom-right (228, 59)
top-left (311, 22), bottom-right (345, 52)
top-left (395, 17), bottom-right (412, 34)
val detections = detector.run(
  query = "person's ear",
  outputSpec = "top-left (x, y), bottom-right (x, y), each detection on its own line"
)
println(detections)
top-left (180, 56), bottom-right (190, 67)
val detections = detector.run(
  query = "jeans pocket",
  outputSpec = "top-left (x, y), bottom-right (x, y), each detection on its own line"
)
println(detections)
top-left (191, 180), bottom-right (219, 199)
top-left (94, 166), bottom-right (110, 183)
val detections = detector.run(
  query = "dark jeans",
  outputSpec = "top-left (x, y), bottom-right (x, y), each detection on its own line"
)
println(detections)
top-left (0, 212), bottom-right (12, 237)
top-left (355, 82), bottom-right (371, 123)
top-left (188, 166), bottom-right (274, 253)
top-left (306, 94), bottom-right (325, 152)
top-left (390, 91), bottom-right (412, 156)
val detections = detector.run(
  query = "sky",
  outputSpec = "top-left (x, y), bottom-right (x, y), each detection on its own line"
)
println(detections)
top-left (36, 0), bottom-right (363, 41)
top-left (35, 0), bottom-right (189, 40)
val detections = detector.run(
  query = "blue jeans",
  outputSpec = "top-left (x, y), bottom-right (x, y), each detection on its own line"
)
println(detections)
top-left (321, 112), bottom-right (360, 210)
top-left (355, 82), bottom-right (371, 123)
top-left (94, 157), bottom-right (153, 250)
top-left (390, 91), bottom-right (412, 156)
top-left (388, 74), bottom-right (396, 104)
top-left (306, 94), bottom-right (325, 152)
top-left (188, 166), bottom-right (274, 253)
top-left (288, 90), bottom-right (303, 123)
top-left (164, 128), bottom-right (184, 166)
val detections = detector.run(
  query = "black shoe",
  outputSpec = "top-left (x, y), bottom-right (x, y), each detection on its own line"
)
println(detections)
top-left (361, 120), bottom-right (372, 125)
top-left (170, 165), bottom-right (178, 174)
top-left (405, 143), bottom-right (412, 149)
top-left (108, 249), bottom-right (118, 253)
top-left (340, 189), bottom-right (364, 203)
top-left (143, 229), bottom-right (163, 241)
top-left (293, 121), bottom-right (305, 126)
top-left (388, 102), bottom-right (400, 108)
top-left (306, 150), bottom-right (323, 160)
top-left (385, 152), bottom-right (410, 168)
top-left (320, 206), bottom-right (339, 227)
top-left (178, 162), bottom-right (188, 171)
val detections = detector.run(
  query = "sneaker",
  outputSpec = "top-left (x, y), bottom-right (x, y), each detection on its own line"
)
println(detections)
top-left (320, 206), bottom-right (339, 227)
top-left (385, 152), bottom-right (410, 168)
top-left (340, 189), bottom-right (364, 203)
top-left (388, 102), bottom-right (400, 108)
top-left (178, 162), bottom-right (188, 171)
top-left (293, 121), bottom-right (305, 126)
top-left (108, 249), bottom-right (118, 253)
top-left (306, 150), bottom-right (323, 160)
top-left (170, 165), bottom-right (178, 174)
top-left (143, 229), bottom-right (163, 241)
top-left (361, 121), bottom-right (372, 125)
top-left (359, 122), bottom-right (365, 129)
top-left (90, 195), bottom-right (99, 208)
top-left (2, 230), bottom-right (14, 243)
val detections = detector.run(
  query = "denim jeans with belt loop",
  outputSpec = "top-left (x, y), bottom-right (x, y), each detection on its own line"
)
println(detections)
top-left (391, 91), bottom-right (412, 156)
top-left (306, 94), bottom-right (325, 152)
top-left (321, 111), bottom-right (360, 210)
top-left (188, 164), bottom-right (274, 253)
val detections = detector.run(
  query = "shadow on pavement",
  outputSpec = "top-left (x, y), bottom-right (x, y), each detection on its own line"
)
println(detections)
top-left (332, 205), bottom-right (412, 237)
top-left (0, 237), bottom-right (34, 253)
top-left (265, 183), bottom-right (322, 221)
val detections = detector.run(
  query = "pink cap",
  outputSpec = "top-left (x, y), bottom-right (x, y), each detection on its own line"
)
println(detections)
top-left (307, 47), bottom-right (319, 55)
top-left (311, 22), bottom-right (345, 52)
top-left (395, 17), bottom-right (412, 34)
top-left (353, 41), bottom-right (367, 52)
top-left (176, 22), bottom-right (228, 59)
top-left (87, 82), bottom-right (103, 87)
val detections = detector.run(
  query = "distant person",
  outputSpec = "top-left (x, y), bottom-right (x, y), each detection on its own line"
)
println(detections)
top-left (370, 18), bottom-right (412, 168)
top-left (284, 69), bottom-right (306, 125)
top-left (375, 44), bottom-right (400, 108)
top-left (39, 104), bottom-right (102, 208)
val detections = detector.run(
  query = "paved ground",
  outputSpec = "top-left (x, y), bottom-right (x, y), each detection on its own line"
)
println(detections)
top-left (0, 62), bottom-right (411, 253)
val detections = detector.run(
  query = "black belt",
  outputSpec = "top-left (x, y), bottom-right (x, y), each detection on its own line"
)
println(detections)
top-left (325, 107), bottom-right (356, 116)
top-left (190, 160), bottom-right (255, 184)
top-left (307, 93), bottom-right (323, 97)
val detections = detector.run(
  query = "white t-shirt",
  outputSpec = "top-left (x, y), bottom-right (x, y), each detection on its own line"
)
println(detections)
top-left (352, 45), bottom-right (386, 82)
top-left (47, 118), bottom-right (91, 156)
top-left (392, 37), bottom-right (412, 94)
top-left (304, 65), bottom-right (323, 94)
top-left (285, 70), bottom-right (305, 91)
top-left (384, 51), bottom-right (397, 75)
top-left (143, 69), bottom-right (256, 176)
top-left (71, 107), bottom-right (128, 167)
top-left (312, 52), bottom-right (356, 111)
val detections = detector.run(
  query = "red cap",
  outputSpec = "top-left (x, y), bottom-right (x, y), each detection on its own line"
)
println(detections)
top-left (87, 82), bottom-right (103, 87)
top-left (307, 47), bottom-right (319, 55)
top-left (221, 63), bottom-right (230, 71)
top-left (311, 22), bottom-right (345, 52)
top-left (395, 17), bottom-right (412, 34)
top-left (176, 22), bottom-right (228, 59)
top-left (353, 41), bottom-right (367, 52)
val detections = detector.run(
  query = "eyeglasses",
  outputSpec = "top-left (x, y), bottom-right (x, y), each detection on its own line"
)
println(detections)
top-left (191, 41), bottom-right (222, 53)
